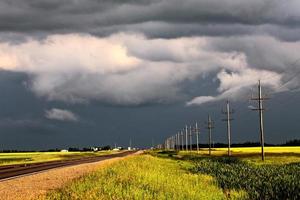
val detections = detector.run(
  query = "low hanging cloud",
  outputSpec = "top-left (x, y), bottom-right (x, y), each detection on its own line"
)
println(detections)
top-left (45, 108), bottom-right (78, 122)
top-left (186, 35), bottom-right (300, 106)
top-left (0, 33), bottom-right (249, 105)
top-left (0, 33), bottom-right (299, 106)
top-left (187, 64), bottom-right (284, 106)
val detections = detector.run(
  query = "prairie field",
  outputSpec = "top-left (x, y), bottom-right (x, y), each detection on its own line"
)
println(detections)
top-left (0, 151), bottom-right (116, 166)
top-left (44, 147), bottom-right (300, 200)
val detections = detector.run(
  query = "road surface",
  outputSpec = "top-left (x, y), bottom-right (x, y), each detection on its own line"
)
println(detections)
top-left (0, 151), bottom-right (136, 180)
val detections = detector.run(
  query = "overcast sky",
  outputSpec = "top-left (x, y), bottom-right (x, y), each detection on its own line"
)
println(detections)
top-left (0, 0), bottom-right (299, 150)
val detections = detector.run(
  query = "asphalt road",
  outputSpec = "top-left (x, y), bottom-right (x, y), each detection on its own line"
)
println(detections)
top-left (0, 151), bottom-right (137, 181)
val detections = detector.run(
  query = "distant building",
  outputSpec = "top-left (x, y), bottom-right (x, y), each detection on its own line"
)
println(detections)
top-left (113, 147), bottom-right (122, 151)
top-left (60, 149), bottom-right (68, 152)
top-left (91, 147), bottom-right (98, 152)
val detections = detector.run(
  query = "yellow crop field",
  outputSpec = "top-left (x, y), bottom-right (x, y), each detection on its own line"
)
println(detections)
top-left (178, 146), bottom-right (300, 164)
top-left (0, 151), bottom-right (115, 166)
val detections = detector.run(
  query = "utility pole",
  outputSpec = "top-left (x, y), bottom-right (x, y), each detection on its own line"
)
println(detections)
top-left (222, 101), bottom-right (234, 156)
top-left (185, 126), bottom-right (188, 151)
top-left (178, 133), bottom-right (180, 150)
top-left (181, 130), bottom-right (184, 151)
top-left (206, 115), bottom-right (214, 156)
top-left (193, 122), bottom-right (200, 153)
top-left (189, 125), bottom-right (193, 151)
top-left (165, 139), bottom-right (167, 150)
top-left (172, 136), bottom-right (175, 150)
top-left (175, 133), bottom-right (179, 151)
top-left (173, 134), bottom-right (177, 150)
top-left (177, 132), bottom-right (180, 151)
top-left (251, 80), bottom-right (269, 161)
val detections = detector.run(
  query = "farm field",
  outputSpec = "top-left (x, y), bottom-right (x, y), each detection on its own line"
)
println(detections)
top-left (45, 147), bottom-right (300, 200)
top-left (179, 146), bottom-right (300, 164)
top-left (0, 150), bottom-right (117, 166)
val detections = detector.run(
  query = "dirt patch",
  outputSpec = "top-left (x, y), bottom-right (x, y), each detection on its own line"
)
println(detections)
top-left (0, 151), bottom-right (142, 200)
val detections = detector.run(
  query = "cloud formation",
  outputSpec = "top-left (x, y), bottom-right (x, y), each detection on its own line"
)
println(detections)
top-left (0, 0), bottom-right (300, 41)
top-left (0, 1), bottom-right (299, 106)
top-left (45, 108), bottom-right (78, 122)
top-left (0, 33), bottom-right (247, 105)
top-left (0, 33), bottom-right (299, 106)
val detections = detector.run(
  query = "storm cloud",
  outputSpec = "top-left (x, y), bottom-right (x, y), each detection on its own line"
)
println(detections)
top-left (0, 33), bottom-right (299, 106)
top-left (0, 0), bottom-right (300, 41)
top-left (0, 0), bottom-right (300, 149)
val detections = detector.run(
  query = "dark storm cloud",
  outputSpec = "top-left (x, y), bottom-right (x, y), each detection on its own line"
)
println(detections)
top-left (0, 0), bottom-right (300, 150)
top-left (0, 0), bottom-right (300, 41)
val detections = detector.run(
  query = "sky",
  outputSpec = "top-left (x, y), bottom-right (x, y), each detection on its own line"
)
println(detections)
top-left (0, 0), bottom-right (299, 150)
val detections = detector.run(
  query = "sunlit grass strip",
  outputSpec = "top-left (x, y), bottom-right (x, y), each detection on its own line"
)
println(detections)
top-left (0, 151), bottom-right (116, 166)
top-left (45, 155), bottom-right (234, 200)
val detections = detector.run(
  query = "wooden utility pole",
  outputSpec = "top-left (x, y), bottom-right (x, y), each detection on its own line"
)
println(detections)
top-left (177, 132), bottom-right (179, 150)
top-left (185, 126), bottom-right (188, 151)
top-left (206, 115), bottom-right (214, 156)
top-left (181, 131), bottom-right (184, 151)
top-left (193, 122), bottom-right (200, 153)
top-left (251, 80), bottom-right (269, 161)
top-left (189, 125), bottom-right (193, 151)
top-left (175, 133), bottom-right (178, 150)
top-left (222, 101), bottom-right (234, 156)
top-left (173, 136), bottom-right (175, 150)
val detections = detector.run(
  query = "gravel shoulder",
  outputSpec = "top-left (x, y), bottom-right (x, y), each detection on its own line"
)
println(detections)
top-left (0, 151), bottom-right (142, 200)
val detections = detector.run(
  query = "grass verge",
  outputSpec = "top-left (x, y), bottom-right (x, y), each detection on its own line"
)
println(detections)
top-left (45, 155), bottom-right (243, 200)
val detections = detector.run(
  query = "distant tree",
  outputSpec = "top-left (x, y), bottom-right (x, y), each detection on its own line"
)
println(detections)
top-left (68, 147), bottom-right (80, 152)
top-left (101, 145), bottom-right (111, 150)
top-left (82, 147), bottom-right (92, 151)
top-left (284, 139), bottom-right (300, 146)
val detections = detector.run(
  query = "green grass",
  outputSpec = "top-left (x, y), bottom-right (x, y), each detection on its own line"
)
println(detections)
top-left (151, 147), bottom-right (300, 200)
top-left (45, 155), bottom-right (244, 200)
top-left (191, 157), bottom-right (300, 200)
top-left (0, 151), bottom-right (116, 166)
top-left (44, 147), bottom-right (300, 200)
